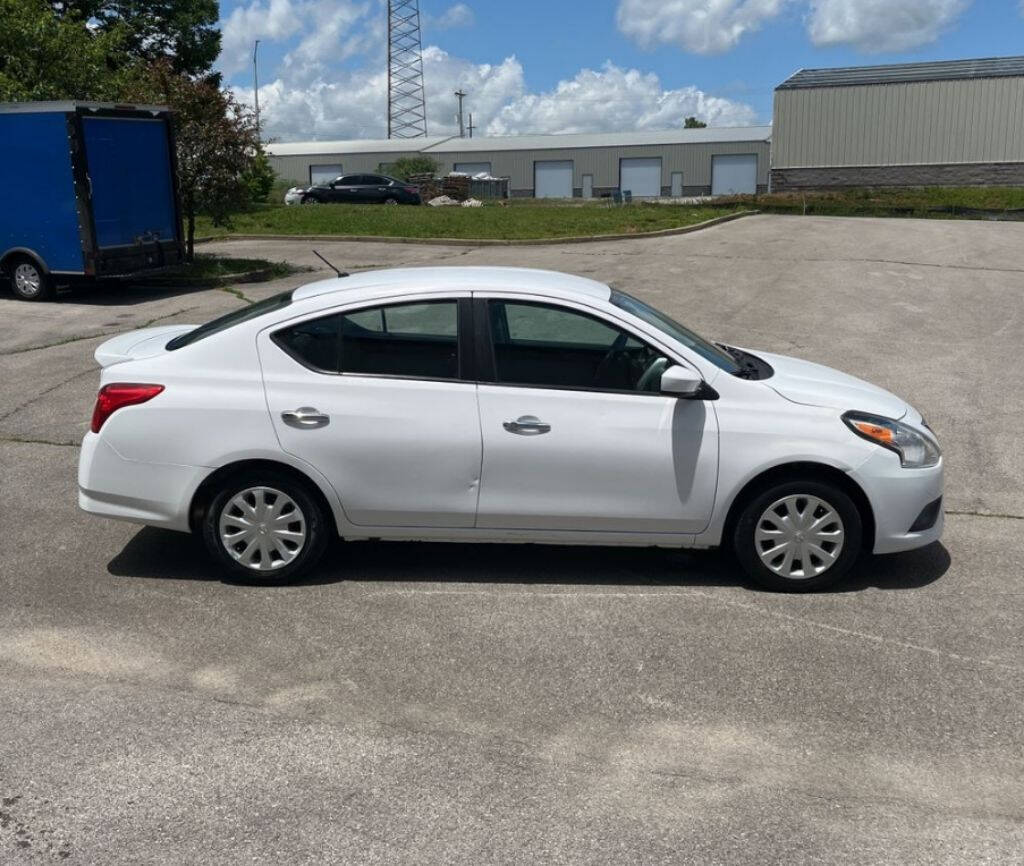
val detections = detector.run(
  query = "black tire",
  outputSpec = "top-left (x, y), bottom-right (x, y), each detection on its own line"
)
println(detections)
top-left (8, 255), bottom-right (53, 301)
top-left (733, 479), bottom-right (862, 592)
top-left (383, 197), bottom-right (400, 205)
top-left (301, 195), bottom-right (320, 205)
top-left (201, 469), bottom-right (330, 585)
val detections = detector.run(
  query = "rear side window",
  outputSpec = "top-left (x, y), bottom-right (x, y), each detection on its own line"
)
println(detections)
top-left (273, 300), bottom-right (460, 380)
top-left (167, 290), bottom-right (293, 350)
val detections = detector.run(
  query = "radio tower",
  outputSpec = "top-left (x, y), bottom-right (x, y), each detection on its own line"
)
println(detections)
top-left (387, 0), bottom-right (428, 138)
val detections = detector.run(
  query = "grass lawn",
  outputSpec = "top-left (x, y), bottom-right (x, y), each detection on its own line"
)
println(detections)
top-left (715, 186), bottom-right (1024, 218)
top-left (194, 202), bottom-right (743, 241)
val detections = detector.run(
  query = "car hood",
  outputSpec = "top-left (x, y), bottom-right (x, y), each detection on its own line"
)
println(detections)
top-left (750, 349), bottom-right (908, 419)
top-left (95, 324), bottom-right (195, 367)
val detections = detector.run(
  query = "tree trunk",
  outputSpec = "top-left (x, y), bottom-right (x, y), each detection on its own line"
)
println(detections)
top-left (186, 210), bottom-right (195, 262)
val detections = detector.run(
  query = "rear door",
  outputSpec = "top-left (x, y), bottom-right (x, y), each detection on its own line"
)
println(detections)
top-left (81, 116), bottom-right (178, 249)
top-left (259, 295), bottom-right (483, 528)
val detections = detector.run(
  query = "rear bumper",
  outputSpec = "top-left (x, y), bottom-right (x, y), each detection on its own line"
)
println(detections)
top-left (77, 432), bottom-right (203, 532)
top-left (851, 451), bottom-right (945, 554)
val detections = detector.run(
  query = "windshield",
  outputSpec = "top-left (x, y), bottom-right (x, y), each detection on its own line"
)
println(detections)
top-left (610, 291), bottom-right (741, 374)
top-left (166, 290), bottom-right (294, 350)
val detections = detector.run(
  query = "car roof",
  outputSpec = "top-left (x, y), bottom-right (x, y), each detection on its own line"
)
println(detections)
top-left (292, 267), bottom-right (613, 303)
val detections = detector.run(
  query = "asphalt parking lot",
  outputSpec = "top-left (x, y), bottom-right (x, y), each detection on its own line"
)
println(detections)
top-left (2, 214), bottom-right (1022, 863)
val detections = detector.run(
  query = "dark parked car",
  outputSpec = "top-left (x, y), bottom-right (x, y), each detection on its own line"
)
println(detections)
top-left (299, 174), bottom-right (421, 205)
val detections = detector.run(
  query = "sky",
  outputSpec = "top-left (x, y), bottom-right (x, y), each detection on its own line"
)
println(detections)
top-left (216, 0), bottom-right (1024, 142)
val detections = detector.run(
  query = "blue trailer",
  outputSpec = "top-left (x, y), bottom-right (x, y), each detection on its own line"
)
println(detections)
top-left (0, 101), bottom-right (184, 301)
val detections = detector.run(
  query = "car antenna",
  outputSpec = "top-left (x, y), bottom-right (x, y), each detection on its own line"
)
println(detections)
top-left (312, 249), bottom-right (348, 277)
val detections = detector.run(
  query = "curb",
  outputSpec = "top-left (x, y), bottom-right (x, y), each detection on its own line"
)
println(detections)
top-left (194, 210), bottom-right (758, 248)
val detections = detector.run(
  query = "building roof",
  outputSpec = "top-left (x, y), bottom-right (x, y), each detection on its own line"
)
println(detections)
top-left (265, 136), bottom-right (456, 156)
top-left (778, 56), bottom-right (1024, 90)
top-left (424, 126), bottom-right (772, 153)
top-left (266, 126), bottom-right (772, 158)
top-left (292, 267), bottom-right (611, 302)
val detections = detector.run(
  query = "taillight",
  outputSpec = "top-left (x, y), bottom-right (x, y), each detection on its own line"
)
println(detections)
top-left (404, 186), bottom-right (418, 194)
top-left (90, 383), bottom-right (164, 433)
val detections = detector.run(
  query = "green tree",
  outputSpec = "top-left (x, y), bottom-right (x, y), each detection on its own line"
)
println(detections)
top-left (683, 116), bottom-right (708, 128)
top-left (390, 155), bottom-right (440, 180)
top-left (126, 63), bottom-right (263, 260)
top-left (0, 0), bottom-right (135, 101)
top-left (50, 0), bottom-right (220, 76)
top-left (243, 151), bottom-right (276, 204)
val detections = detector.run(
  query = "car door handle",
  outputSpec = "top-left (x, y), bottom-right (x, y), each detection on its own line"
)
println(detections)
top-left (282, 407), bottom-right (330, 429)
top-left (503, 415), bottom-right (551, 435)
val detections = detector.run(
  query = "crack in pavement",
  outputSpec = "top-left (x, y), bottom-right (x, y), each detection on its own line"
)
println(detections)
top-left (682, 252), bottom-right (1024, 276)
top-left (0, 367), bottom-right (97, 424)
top-left (0, 305), bottom-right (203, 356)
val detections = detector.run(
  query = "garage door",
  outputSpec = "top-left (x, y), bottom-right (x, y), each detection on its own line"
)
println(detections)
top-left (534, 160), bottom-right (574, 198)
top-left (310, 163), bottom-right (343, 185)
top-left (620, 157), bottom-right (662, 198)
top-left (711, 154), bottom-right (757, 195)
top-left (454, 162), bottom-right (492, 176)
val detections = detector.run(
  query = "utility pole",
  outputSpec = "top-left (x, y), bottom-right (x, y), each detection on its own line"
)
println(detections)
top-left (467, 112), bottom-right (475, 139)
top-left (454, 89), bottom-right (467, 137)
top-left (253, 40), bottom-right (261, 142)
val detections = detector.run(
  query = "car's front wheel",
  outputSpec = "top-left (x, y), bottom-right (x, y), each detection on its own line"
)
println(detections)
top-left (301, 195), bottom-right (320, 205)
top-left (733, 479), bottom-right (862, 592)
top-left (202, 470), bottom-right (330, 584)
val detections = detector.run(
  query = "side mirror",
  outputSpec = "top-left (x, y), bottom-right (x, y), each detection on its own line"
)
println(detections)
top-left (660, 365), bottom-right (707, 398)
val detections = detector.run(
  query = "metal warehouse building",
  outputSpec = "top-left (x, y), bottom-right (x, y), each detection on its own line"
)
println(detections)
top-left (771, 56), bottom-right (1024, 191)
top-left (267, 126), bottom-right (772, 198)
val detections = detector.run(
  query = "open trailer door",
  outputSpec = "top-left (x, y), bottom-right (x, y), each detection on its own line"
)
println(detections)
top-left (78, 110), bottom-right (183, 275)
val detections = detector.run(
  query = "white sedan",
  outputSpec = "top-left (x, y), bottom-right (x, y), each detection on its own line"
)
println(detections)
top-left (78, 267), bottom-right (943, 591)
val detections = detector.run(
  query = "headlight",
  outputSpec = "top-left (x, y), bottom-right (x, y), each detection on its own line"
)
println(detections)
top-left (843, 411), bottom-right (941, 468)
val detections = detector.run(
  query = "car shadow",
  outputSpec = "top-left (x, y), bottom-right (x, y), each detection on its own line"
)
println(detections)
top-left (107, 527), bottom-right (951, 593)
top-left (53, 279), bottom-right (218, 306)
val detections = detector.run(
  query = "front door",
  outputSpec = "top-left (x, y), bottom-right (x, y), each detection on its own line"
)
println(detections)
top-left (475, 298), bottom-right (718, 533)
top-left (258, 296), bottom-right (482, 528)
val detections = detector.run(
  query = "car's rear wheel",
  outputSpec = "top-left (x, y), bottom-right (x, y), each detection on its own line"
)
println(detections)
top-left (8, 256), bottom-right (53, 301)
top-left (383, 197), bottom-right (399, 205)
top-left (733, 479), bottom-right (862, 592)
top-left (202, 470), bottom-right (329, 584)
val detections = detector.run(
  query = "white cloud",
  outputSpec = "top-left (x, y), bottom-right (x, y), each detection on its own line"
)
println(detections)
top-left (426, 3), bottom-right (475, 30)
top-left (487, 62), bottom-right (757, 135)
top-left (240, 50), bottom-right (757, 143)
top-left (616, 0), bottom-right (787, 54)
top-left (220, 0), bottom-right (305, 75)
top-left (616, 0), bottom-right (971, 54)
top-left (283, 0), bottom-right (376, 81)
top-left (807, 0), bottom-right (969, 52)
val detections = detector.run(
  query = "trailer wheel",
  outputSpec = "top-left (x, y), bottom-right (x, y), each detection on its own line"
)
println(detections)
top-left (8, 256), bottom-right (53, 301)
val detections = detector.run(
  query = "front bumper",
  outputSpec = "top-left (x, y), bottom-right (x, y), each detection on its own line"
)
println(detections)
top-left (77, 432), bottom-right (204, 532)
top-left (850, 449), bottom-right (945, 554)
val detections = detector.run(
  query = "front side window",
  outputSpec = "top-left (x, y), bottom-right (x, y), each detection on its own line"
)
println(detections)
top-left (610, 290), bottom-right (740, 374)
top-left (274, 300), bottom-right (460, 380)
top-left (488, 300), bottom-right (667, 392)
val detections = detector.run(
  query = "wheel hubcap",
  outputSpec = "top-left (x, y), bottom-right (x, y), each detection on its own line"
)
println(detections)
top-left (14, 263), bottom-right (41, 296)
top-left (755, 494), bottom-right (845, 580)
top-left (219, 486), bottom-right (306, 571)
